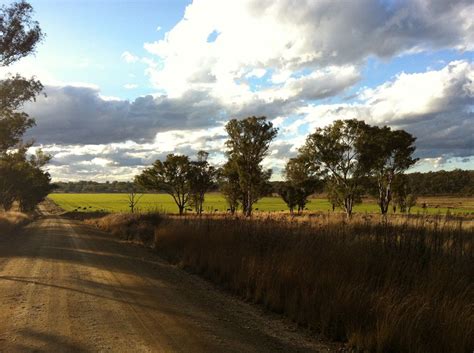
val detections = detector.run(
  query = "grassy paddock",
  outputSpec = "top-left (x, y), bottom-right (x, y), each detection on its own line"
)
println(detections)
top-left (152, 214), bottom-right (473, 353)
top-left (49, 193), bottom-right (474, 215)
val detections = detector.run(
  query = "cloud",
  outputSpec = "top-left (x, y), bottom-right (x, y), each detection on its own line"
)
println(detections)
top-left (121, 51), bottom-right (139, 63)
top-left (24, 85), bottom-right (224, 145)
top-left (32, 127), bottom-right (229, 181)
top-left (296, 60), bottom-right (474, 160)
top-left (15, 0), bottom-right (473, 180)
top-left (143, 0), bottom-right (473, 99)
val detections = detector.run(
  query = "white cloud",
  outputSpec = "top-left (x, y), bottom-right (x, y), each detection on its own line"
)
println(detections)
top-left (143, 0), bottom-right (473, 101)
top-left (295, 60), bottom-right (474, 159)
top-left (121, 51), bottom-right (139, 63)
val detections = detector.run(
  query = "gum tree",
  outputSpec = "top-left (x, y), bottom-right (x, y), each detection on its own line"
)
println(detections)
top-left (361, 126), bottom-right (418, 215)
top-left (298, 119), bottom-right (369, 217)
top-left (135, 154), bottom-right (192, 215)
top-left (225, 116), bottom-right (277, 216)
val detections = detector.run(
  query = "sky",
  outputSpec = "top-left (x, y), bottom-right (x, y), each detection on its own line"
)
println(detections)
top-left (1, 0), bottom-right (473, 181)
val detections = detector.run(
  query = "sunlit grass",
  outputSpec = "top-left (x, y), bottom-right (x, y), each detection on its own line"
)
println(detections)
top-left (48, 193), bottom-right (474, 215)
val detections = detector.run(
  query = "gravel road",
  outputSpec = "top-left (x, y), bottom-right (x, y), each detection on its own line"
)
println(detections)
top-left (0, 207), bottom-right (334, 352)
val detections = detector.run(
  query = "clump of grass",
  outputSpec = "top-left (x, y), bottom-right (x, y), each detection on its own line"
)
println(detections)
top-left (0, 211), bottom-right (32, 234)
top-left (86, 212), bottom-right (162, 245)
top-left (153, 214), bottom-right (473, 353)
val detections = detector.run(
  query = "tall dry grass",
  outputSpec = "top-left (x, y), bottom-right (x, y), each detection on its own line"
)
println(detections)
top-left (86, 212), bottom-right (162, 245)
top-left (0, 211), bottom-right (31, 234)
top-left (152, 214), bottom-right (473, 353)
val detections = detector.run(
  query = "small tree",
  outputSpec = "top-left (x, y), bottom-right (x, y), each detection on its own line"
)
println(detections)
top-left (393, 174), bottom-right (417, 214)
top-left (277, 183), bottom-right (299, 214)
top-left (299, 119), bottom-right (368, 217)
top-left (127, 188), bottom-right (143, 213)
top-left (284, 156), bottom-right (320, 213)
top-left (135, 154), bottom-right (191, 215)
top-left (361, 126), bottom-right (418, 215)
top-left (225, 116), bottom-right (278, 216)
top-left (406, 194), bottom-right (417, 214)
top-left (218, 160), bottom-right (241, 214)
top-left (188, 151), bottom-right (216, 214)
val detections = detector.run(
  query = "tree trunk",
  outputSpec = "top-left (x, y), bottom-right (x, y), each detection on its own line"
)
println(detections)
top-left (379, 174), bottom-right (393, 215)
top-left (245, 188), bottom-right (252, 217)
top-left (345, 196), bottom-right (353, 218)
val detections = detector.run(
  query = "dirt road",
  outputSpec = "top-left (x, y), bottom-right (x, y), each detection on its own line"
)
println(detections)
top-left (0, 208), bottom-right (332, 352)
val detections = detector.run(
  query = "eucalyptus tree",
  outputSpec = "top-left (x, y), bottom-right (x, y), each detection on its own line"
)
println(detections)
top-left (188, 151), bottom-right (216, 214)
top-left (135, 154), bottom-right (192, 215)
top-left (225, 116), bottom-right (277, 216)
top-left (0, 1), bottom-right (51, 211)
top-left (360, 126), bottom-right (418, 215)
top-left (280, 156), bottom-right (320, 213)
top-left (218, 159), bottom-right (241, 214)
top-left (298, 119), bottom-right (369, 217)
top-left (0, 0), bottom-right (44, 152)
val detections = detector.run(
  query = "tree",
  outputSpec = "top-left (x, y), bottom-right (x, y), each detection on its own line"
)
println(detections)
top-left (135, 154), bottom-right (192, 215)
top-left (0, 148), bottom-right (53, 211)
top-left (188, 151), bottom-right (216, 214)
top-left (393, 174), bottom-right (417, 214)
top-left (361, 126), bottom-right (418, 215)
top-left (127, 187), bottom-right (143, 213)
top-left (218, 160), bottom-right (241, 214)
top-left (0, 1), bottom-right (44, 66)
top-left (277, 183), bottom-right (299, 214)
top-left (298, 119), bottom-right (369, 217)
top-left (283, 156), bottom-right (320, 213)
top-left (225, 116), bottom-right (278, 216)
top-left (0, 1), bottom-right (50, 212)
top-left (1, 1), bottom-right (44, 152)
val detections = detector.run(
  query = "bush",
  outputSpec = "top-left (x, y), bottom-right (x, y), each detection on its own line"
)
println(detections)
top-left (153, 214), bottom-right (474, 353)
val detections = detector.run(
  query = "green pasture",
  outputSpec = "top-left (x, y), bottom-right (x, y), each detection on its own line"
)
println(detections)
top-left (48, 193), bottom-right (474, 215)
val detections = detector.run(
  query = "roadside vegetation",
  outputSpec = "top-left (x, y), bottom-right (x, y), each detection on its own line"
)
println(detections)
top-left (86, 211), bottom-right (473, 353)
top-left (0, 1), bottom-right (53, 214)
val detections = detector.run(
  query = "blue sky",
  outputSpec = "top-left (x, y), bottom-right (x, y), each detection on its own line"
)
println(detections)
top-left (25, 0), bottom-right (191, 99)
top-left (2, 0), bottom-right (472, 180)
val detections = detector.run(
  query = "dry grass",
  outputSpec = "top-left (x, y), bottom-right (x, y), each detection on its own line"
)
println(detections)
top-left (85, 212), bottom-right (162, 245)
top-left (0, 211), bottom-right (32, 234)
top-left (152, 214), bottom-right (473, 353)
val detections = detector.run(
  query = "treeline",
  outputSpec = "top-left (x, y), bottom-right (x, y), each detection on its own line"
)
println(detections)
top-left (52, 169), bottom-right (474, 196)
top-left (408, 169), bottom-right (474, 196)
top-left (53, 180), bottom-right (147, 194)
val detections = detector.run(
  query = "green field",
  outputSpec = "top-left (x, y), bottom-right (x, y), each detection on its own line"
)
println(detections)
top-left (48, 193), bottom-right (474, 215)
